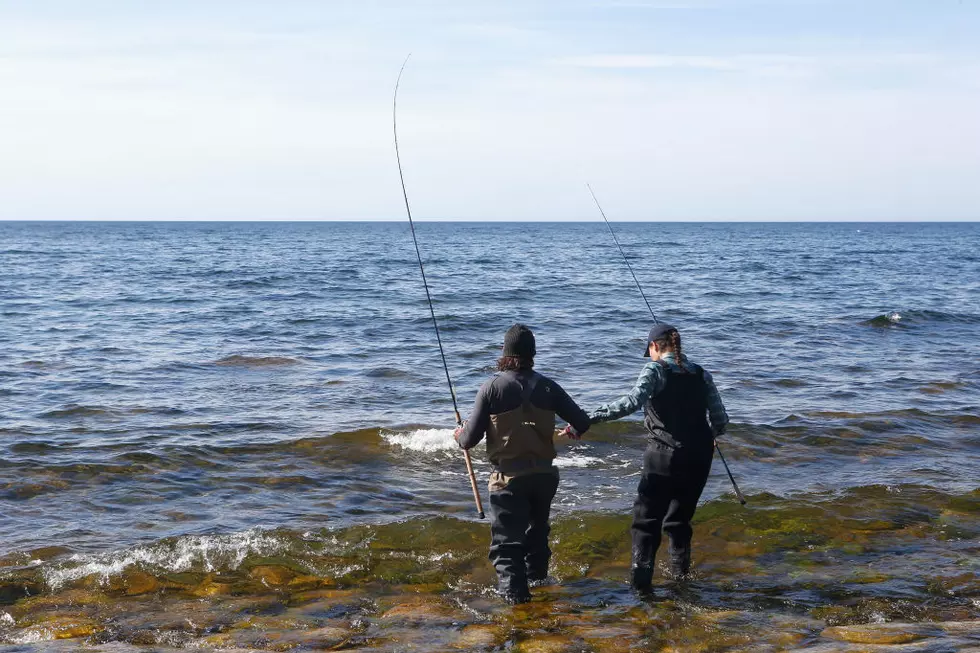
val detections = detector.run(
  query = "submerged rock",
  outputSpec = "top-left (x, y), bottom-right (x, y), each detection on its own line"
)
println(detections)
top-left (379, 597), bottom-right (468, 626)
top-left (821, 623), bottom-right (938, 644)
top-left (514, 634), bottom-right (579, 652)
top-left (452, 624), bottom-right (506, 649)
top-left (108, 569), bottom-right (159, 596)
top-left (939, 620), bottom-right (980, 636)
top-left (571, 624), bottom-right (646, 651)
top-left (232, 624), bottom-right (351, 651)
top-left (190, 575), bottom-right (234, 597)
top-left (10, 616), bottom-right (101, 641)
top-left (249, 564), bottom-right (296, 587)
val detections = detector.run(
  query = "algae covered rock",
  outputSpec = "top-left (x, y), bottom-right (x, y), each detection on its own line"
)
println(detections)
top-left (12, 616), bottom-right (102, 641)
top-left (571, 624), bottom-right (646, 651)
top-left (108, 569), bottom-right (159, 596)
top-left (249, 564), bottom-right (296, 586)
top-left (245, 624), bottom-right (351, 651)
top-left (452, 624), bottom-right (506, 649)
top-left (821, 622), bottom-right (938, 644)
top-left (514, 634), bottom-right (578, 653)
top-left (379, 596), bottom-right (468, 626)
top-left (190, 575), bottom-right (234, 597)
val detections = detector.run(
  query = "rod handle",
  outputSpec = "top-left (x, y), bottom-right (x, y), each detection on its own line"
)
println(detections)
top-left (462, 449), bottom-right (486, 519)
top-left (715, 442), bottom-right (747, 506)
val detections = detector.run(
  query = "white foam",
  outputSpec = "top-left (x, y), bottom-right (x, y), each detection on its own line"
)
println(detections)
top-left (554, 455), bottom-right (604, 468)
top-left (0, 612), bottom-right (13, 627)
top-left (10, 627), bottom-right (48, 644)
top-left (887, 312), bottom-right (902, 323)
top-left (382, 431), bottom-right (609, 466)
top-left (42, 529), bottom-right (284, 591)
top-left (381, 428), bottom-right (457, 453)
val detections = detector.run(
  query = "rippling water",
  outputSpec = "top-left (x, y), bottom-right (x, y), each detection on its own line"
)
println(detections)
top-left (1, 221), bottom-right (978, 650)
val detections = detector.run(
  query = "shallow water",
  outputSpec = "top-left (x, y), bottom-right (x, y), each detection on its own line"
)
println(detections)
top-left (1, 221), bottom-right (978, 650)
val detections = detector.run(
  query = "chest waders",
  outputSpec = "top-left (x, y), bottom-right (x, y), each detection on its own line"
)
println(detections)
top-left (485, 372), bottom-right (560, 603)
top-left (485, 373), bottom-right (557, 491)
top-left (631, 361), bottom-right (715, 591)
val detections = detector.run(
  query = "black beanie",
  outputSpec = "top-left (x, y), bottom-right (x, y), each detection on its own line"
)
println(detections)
top-left (502, 324), bottom-right (536, 358)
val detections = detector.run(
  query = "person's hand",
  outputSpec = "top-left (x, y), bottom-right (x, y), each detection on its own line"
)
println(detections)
top-left (558, 425), bottom-right (581, 440)
top-left (453, 424), bottom-right (465, 444)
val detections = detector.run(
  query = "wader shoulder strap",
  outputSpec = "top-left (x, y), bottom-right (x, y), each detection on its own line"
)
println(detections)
top-left (520, 372), bottom-right (541, 409)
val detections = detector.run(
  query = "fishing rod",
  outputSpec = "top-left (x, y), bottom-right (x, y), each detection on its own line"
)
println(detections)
top-left (714, 446), bottom-right (746, 506)
top-left (586, 184), bottom-right (747, 506)
top-left (587, 185), bottom-right (659, 325)
top-left (393, 55), bottom-right (485, 519)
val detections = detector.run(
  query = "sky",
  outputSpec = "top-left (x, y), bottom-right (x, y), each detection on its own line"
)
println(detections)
top-left (1, 0), bottom-right (978, 221)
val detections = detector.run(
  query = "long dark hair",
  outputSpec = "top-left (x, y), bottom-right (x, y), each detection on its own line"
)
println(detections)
top-left (653, 329), bottom-right (686, 371)
top-left (497, 355), bottom-right (534, 372)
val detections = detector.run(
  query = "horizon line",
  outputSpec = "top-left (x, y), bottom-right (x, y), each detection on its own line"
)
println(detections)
top-left (1, 219), bottom-right (978, 224)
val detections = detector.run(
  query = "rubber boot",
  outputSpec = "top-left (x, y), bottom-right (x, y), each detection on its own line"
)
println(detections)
top-left (630, 565), bottom-right (654, 593)
top-left (630, 538), bottom-right (656, 593)
top-left (527, 572), bottom-right (553, 588)
top-left (498, 579), bottom-right (531, 605)
top-left (668, 545), bottom-right (692, 579)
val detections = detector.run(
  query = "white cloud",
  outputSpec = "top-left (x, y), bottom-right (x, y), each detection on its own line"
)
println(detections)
top-left (553, 52), bottom-right (953, 82)
top-left (556, 54), bottom-right (746, 70)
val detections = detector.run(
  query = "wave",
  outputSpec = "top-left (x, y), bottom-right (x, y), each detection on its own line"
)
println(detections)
top-left (37, 404), bottom-right (192, 421)
top-left (864, 311), bottom-right (905, 327)
top-left (381, 428), bottom-right (457, 453)
top-left (41, 529), bottom-right (285, 591)
top-left (11, 403), bottom-right (980, 458)
top-left (554, 455), bottom-right (604, 468)
top-left (381, 429), bottom-right (612, 469)
top-left (363, 367), bottom-right (411, 379)
top-left (212, 355), bottom-right (302, 367)
top-left (729, 407), bottom-right (980, 461)
top-left (771, 378), bottom-right (807, 388)
top-left (39, 405), bottom-right (109, 419)
top-left (863, 310), bottom-right (980, 328)
top-left (0, 249), bottom-right (58, 256)
top-left (797, 407), bottom-right (980, 423)
top-left (0, 484), bottom-right (973, 600)
top-left (226, 275), bottom-right (296, 289)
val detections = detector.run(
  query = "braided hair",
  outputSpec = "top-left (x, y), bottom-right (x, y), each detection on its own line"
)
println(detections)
top-left (654, 328), bottom-right (686, 371)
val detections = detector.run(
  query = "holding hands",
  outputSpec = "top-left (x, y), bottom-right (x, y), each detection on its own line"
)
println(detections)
top-left (557, 425), bottom-right (581, 440)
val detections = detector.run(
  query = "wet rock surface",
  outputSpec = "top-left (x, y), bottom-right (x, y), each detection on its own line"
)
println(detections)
top-left (1, 489), bottom-right (978, 651)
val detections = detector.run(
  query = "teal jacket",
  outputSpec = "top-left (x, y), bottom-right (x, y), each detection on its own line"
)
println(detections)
top-left (589, 353), bottom-right (729, 436)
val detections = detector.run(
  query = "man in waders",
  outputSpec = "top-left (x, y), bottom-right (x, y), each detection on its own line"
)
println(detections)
top-left (455, 324), bottom-right (591, 604)
top-left (585, 323), bottom-right (728, 592)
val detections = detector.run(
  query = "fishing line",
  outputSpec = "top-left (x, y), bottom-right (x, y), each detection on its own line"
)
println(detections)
top-left (586, 184), bottom-right (747, 506)
top-left (587, 184), bottom-right (659, 325)
top-left (393, 55), bottom-right (485, 519)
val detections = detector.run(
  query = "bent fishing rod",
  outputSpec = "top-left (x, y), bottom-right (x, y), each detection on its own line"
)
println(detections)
top-left (586, 184), bottom-right (747, 506)
top-left (394, 56), bottom-right (485, 519)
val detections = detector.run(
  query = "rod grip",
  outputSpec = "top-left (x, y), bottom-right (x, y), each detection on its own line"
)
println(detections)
top-left (462, 449), bottom-right (486, 519)
top-left (715, 443), bottom-right (747, 506)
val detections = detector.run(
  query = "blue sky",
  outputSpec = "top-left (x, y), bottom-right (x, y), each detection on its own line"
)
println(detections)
top-left (1, 1), bottom-right (978, 220)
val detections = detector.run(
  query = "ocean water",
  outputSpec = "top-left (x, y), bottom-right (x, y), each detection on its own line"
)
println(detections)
top-left (0, 221), bottom-right (978, 650)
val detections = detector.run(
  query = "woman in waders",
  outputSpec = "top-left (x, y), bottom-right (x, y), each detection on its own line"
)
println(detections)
top-left (584, 323), bottom-right (728, 591)
top-left (455, 324), bottom-right (591, 604)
